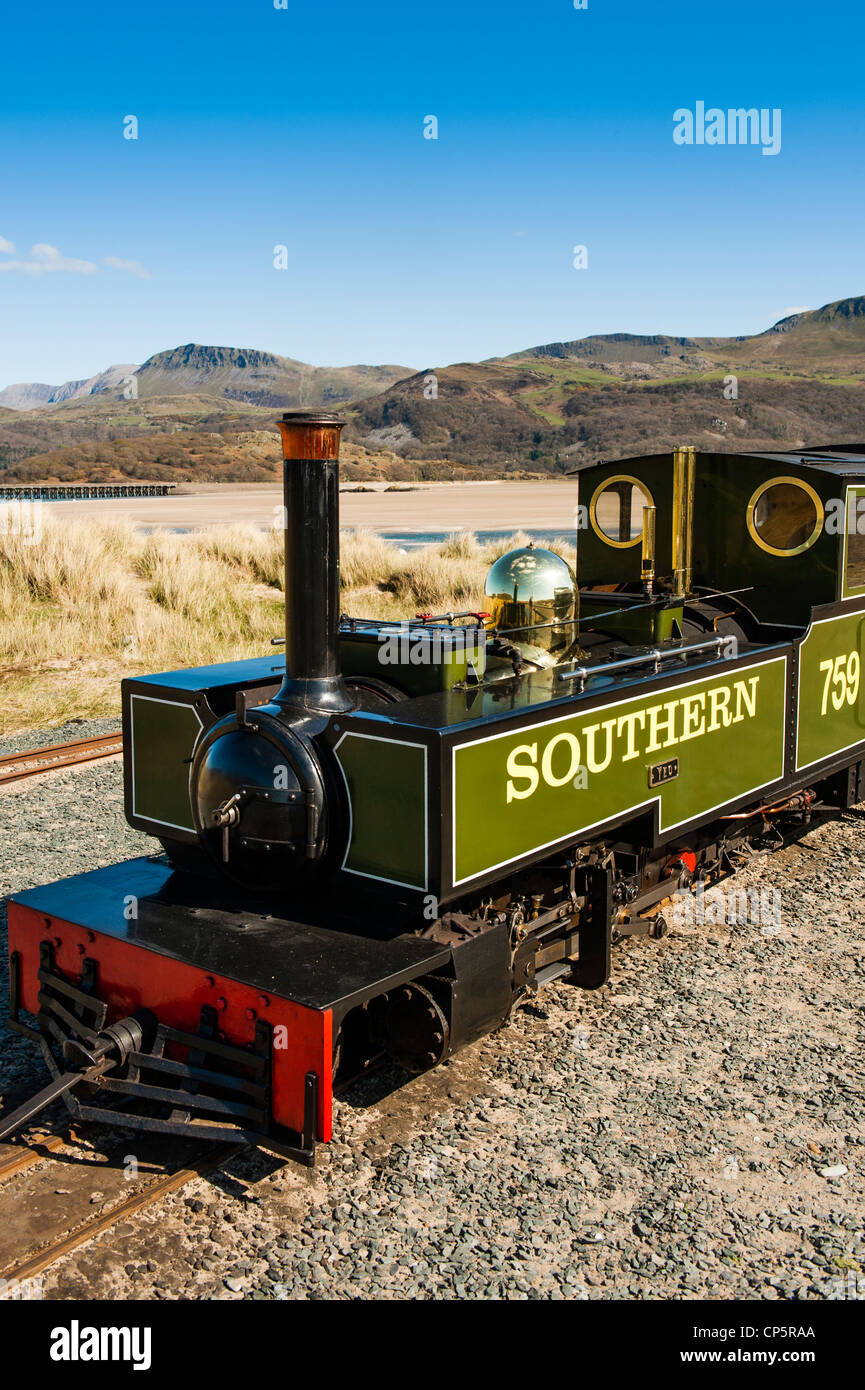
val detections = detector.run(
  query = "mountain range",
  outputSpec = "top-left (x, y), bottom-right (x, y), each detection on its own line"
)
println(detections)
top-left (0, 363), bottom-right (139, 412)
top-left (2, 296), bottom-right (865, 482)
top-left (0, 344), bottom-right (412, 413)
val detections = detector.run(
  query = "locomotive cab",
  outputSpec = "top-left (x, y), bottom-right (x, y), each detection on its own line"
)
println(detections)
top-left (575, 444), bottom-right (865, 636)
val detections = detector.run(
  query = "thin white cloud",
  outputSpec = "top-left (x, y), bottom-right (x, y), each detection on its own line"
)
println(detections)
top-left (0, 242), bottom-right (98, 276)
top-left (0, 240), bottom-right (151, 279)
top-left (782, 305), bottom-right (812, 317)
top-left (103, 256), bottom-right (151, 279)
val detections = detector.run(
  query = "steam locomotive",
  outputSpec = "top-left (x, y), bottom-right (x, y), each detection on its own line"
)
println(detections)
top-left (3, 414), bottom-right (864, 1163)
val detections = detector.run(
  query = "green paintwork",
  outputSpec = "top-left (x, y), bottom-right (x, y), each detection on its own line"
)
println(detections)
top-left (339, 628), bottom-right (486, 696)
top-left (579, 594), bottom-right (683, 646)
top-left (334, 732), bottom-right (428, 889)
top-left (796, 609), bottom-right (865, 770)
top-left (129, 694), bottom-right (202, 831)
top-left (452, 655), bottom-right (788, 886)
top-left (653, 605), bottom-right (683, 642)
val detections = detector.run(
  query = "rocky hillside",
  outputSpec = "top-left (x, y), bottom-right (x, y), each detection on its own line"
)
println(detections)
top-left (346, 369), bottom-right (865, 472)
top-left (0, 394), bottom-right (274, 477)
top-left (0, 344), bottom-right (413, 414)
top-left (508, 296), bottom-right (865, 377)
top-left (134, 344), bottom-right (413, 409)
top-left (1, 404), bottom-right (478, 485)
top-left (344, 296), bottom-right (865, 470)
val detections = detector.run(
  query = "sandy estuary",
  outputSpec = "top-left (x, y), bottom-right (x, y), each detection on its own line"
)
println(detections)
top-left (42, 479), bottom-right (577, 538)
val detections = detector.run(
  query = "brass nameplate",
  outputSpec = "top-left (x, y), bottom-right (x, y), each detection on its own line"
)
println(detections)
top-left (648, 757), bottom-right (679, 788)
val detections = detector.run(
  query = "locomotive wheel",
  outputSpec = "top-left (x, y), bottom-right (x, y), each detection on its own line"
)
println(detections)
top-left (383, 982), bottom-right (449, 1074)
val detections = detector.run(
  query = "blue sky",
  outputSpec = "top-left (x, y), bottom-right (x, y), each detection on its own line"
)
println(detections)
top-left (0, 0), bottom-right (862, 386)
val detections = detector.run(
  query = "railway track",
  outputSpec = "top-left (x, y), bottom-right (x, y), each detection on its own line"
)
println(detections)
top-left (0, 1131), bottom-right (245, 1289)
top-left (0, 1131), bottom-right (69, 1183)
top-left (0, 733), bottom-right (123, 787)
top-left (0, 727), bottom-right (242, 1289)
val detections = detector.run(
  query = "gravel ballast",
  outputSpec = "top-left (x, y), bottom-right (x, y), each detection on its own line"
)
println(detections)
top-left (0, 716), bottom-right (125, 758)
top-left (0, 727), bottom-right (862, 1301)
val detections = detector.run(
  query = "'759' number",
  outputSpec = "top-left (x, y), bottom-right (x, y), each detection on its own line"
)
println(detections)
top-left (819, 651), bottom-right (861, 715)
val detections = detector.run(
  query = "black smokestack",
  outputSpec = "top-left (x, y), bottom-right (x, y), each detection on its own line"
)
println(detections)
top-left (274, 411), bottom-right (354, 714)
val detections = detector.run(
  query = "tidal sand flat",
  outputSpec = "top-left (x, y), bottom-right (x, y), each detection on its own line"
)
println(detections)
top-left (43, 479), bottom-right (577, 535)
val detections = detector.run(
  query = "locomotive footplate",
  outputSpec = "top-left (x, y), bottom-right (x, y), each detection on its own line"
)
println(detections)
top-left (3, 856), bottom-right (451, 1160)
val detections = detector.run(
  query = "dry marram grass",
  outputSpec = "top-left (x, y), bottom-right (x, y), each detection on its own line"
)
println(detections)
top-left (0, 519), bottom-right (575, 735)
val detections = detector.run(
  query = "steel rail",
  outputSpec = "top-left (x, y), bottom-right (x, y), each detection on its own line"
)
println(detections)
top-left (0, 1132), bottom-right (70, 1184)
top-left (0, 733), bottom-right (123, 786)
top-left (0, 1141), bottom-right (245, 1287)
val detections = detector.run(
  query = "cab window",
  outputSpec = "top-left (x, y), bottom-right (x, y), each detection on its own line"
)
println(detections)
top-left (590, 476), bottom-right (654, 549)
top-left (747, 478), bottom-right (823, 557)
top-left (844, 486), bottom-right (865, 596)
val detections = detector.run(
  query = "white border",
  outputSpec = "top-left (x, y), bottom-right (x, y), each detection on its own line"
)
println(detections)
top-left (129, 693), bottom-right (203, 832)
top-left (794, 608), bottom-right (865, 772)
top-left (333, 730), bottom-right (429, 892)
top-left (451, 655), bottom-right (788, 887)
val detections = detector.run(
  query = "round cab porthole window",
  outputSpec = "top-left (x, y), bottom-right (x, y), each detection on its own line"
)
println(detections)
top-left (589, 475), bottom-right (655, 549)
top-left (746, 477), bottom-right (824, 557)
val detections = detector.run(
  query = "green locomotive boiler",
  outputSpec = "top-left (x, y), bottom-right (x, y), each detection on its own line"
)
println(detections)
top-left (3, 419), bottom-right (865, 1161)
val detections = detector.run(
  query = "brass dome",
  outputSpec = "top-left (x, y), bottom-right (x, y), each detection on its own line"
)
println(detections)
top-left (484, 544), bottom-right (580, 665)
